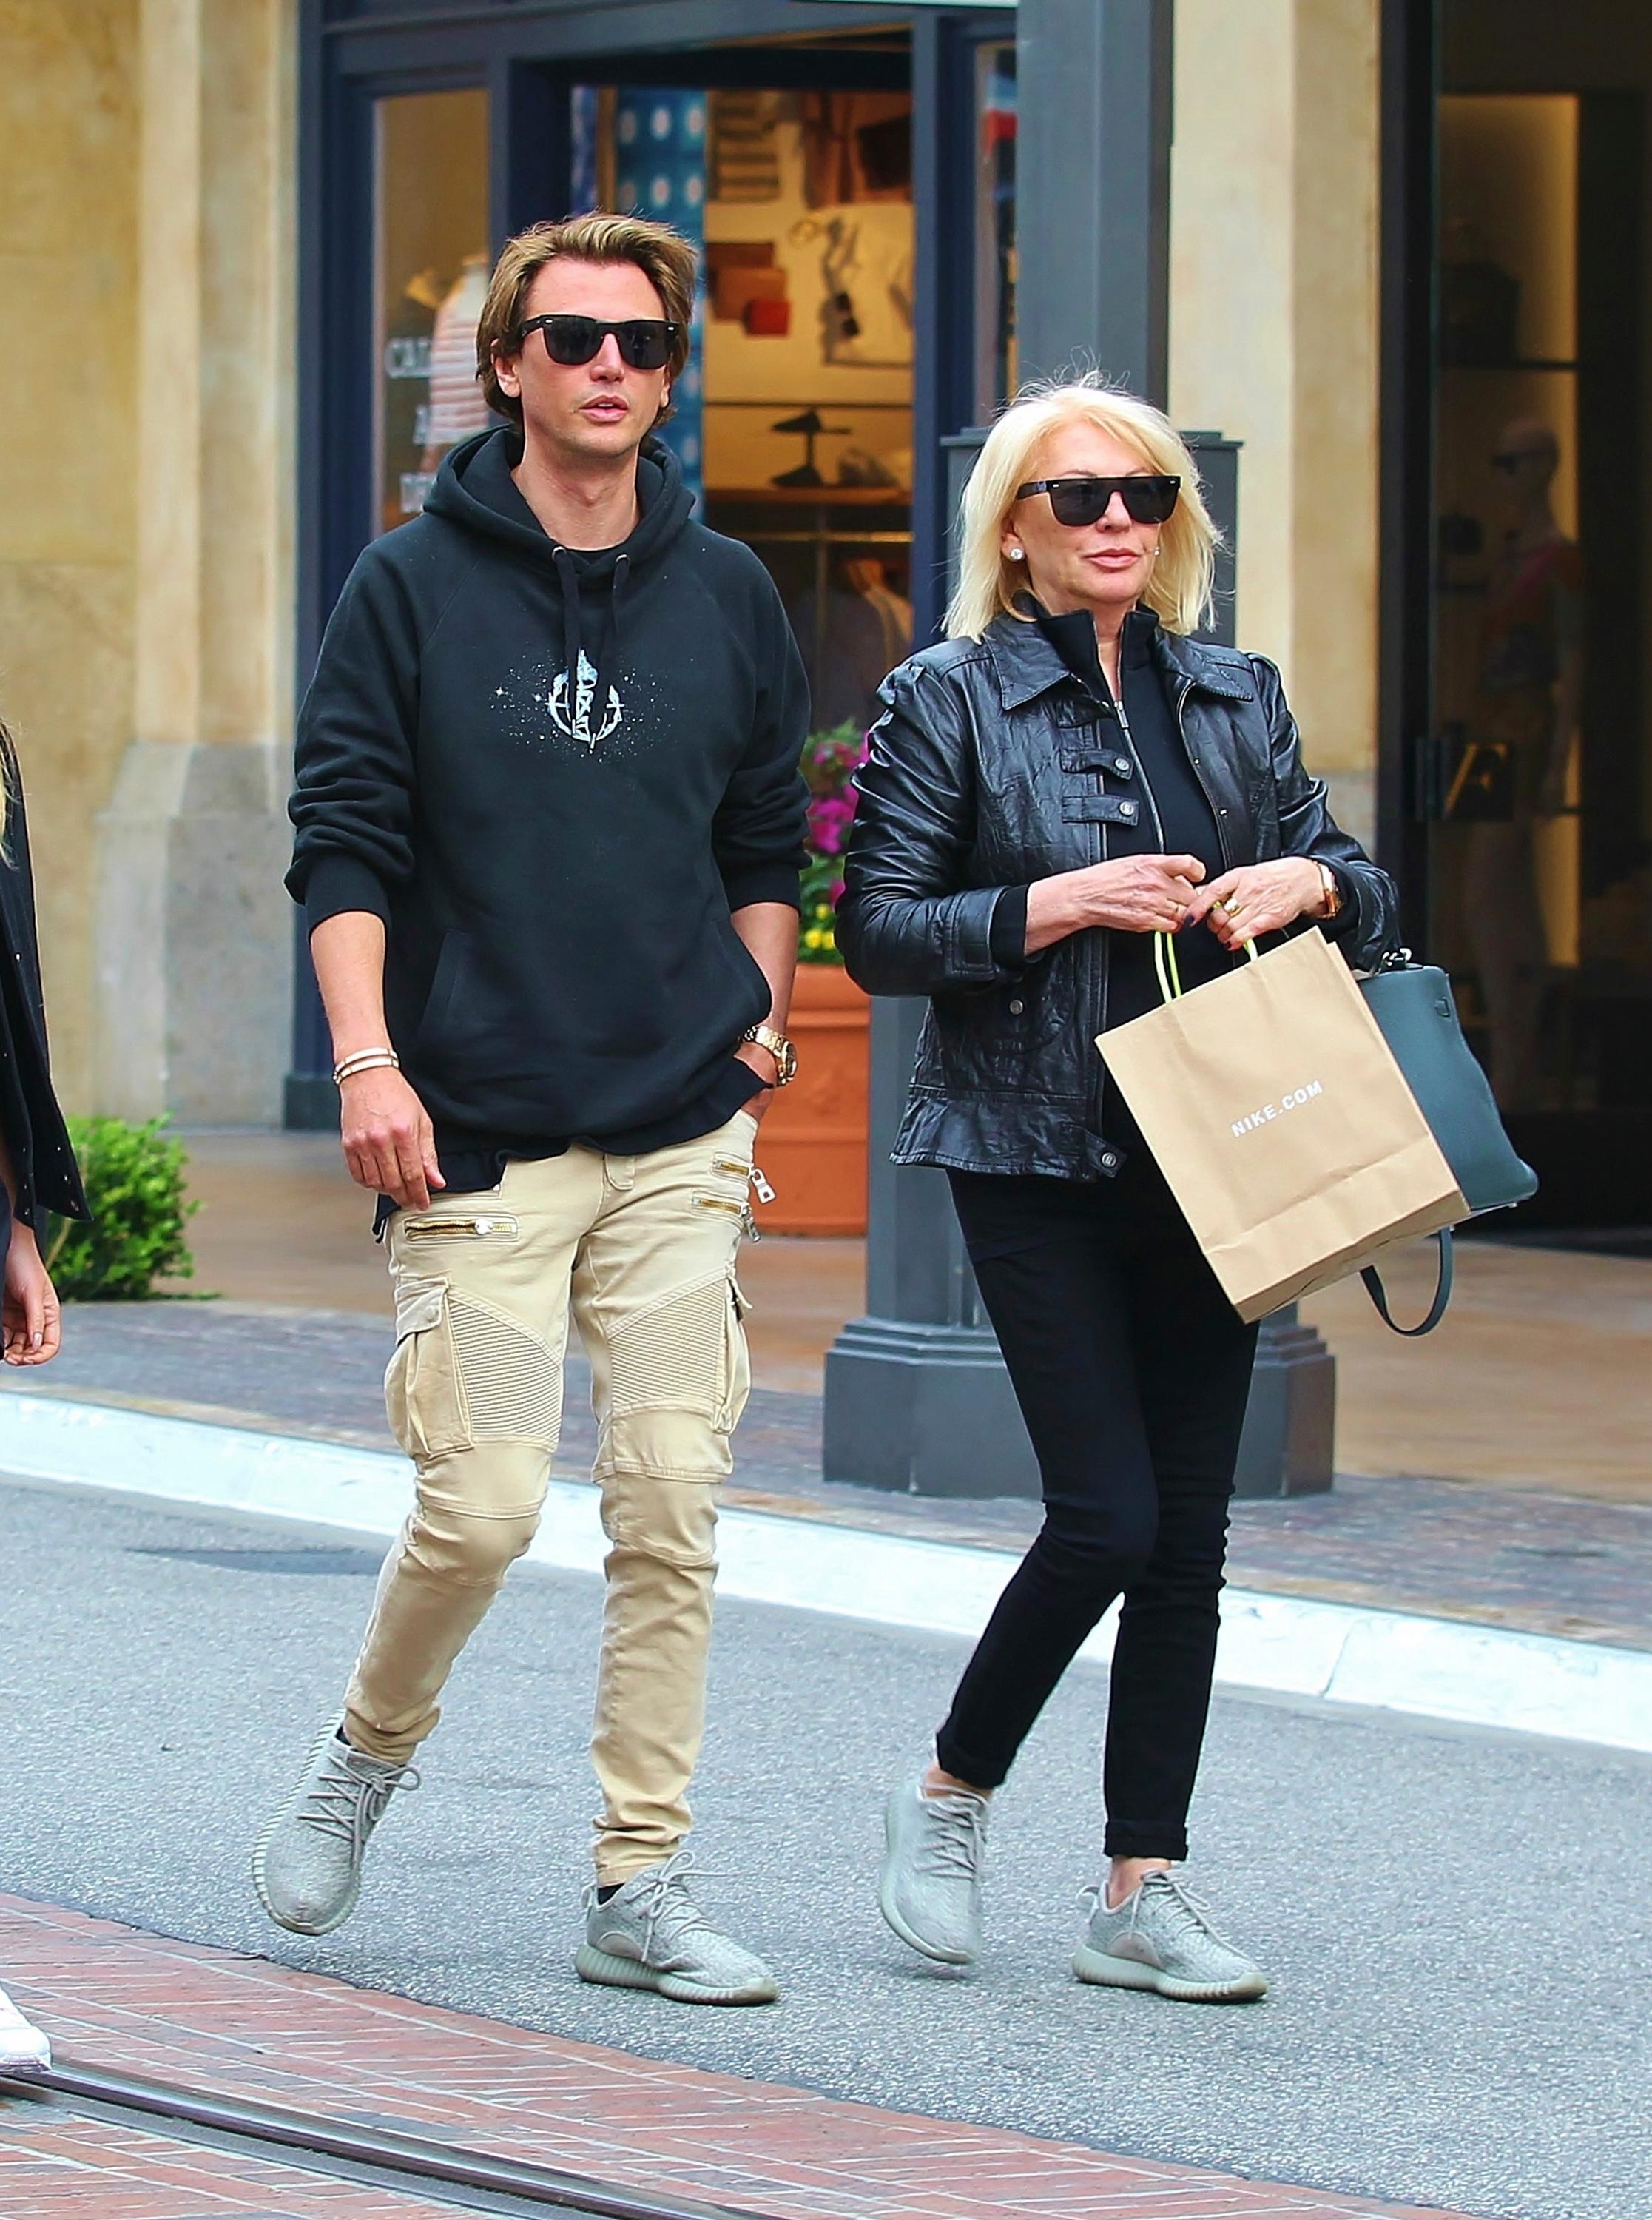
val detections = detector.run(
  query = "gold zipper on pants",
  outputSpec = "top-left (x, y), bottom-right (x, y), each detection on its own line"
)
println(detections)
top-left (402, 1214), bottom-right (519, 1241)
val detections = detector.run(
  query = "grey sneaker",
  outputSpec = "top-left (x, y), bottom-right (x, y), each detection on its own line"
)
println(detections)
top-left (575, 1853), bottom-right (777, 2005)
top-left (877, 1777), bottom-right (989, 1965)
top-left (0, 1985), bottom-right (50, 2073)
top-left (1073, 1871), bottom-right (1267, 2002)
top-left (252, 1723), bottom-right (419, 1937)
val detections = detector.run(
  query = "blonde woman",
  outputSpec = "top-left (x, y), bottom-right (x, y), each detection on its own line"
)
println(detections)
top-left (837, 378), bottom-right (1395, 2002)
top-left (0, 721), bottom-right (89, 2070)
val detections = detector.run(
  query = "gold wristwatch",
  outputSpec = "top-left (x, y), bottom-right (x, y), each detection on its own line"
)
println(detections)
top-left (742, 1023), bottom-right (798, 1086)
top-left (1316, 862), bottom-right (1342, 921)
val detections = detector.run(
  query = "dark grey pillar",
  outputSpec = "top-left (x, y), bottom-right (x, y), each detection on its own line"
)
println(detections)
top-left (823, 999), bottom-right (1039, 1498)
top-left (1015, 0), bottom-right (1173, 401)
top-left (1233, 1307), bottom-right (1336, 1498)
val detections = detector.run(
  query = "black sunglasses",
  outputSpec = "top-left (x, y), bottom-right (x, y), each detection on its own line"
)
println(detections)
top-left (1016, 474), bottom-right (1181, 528)
top-left (516, 314), bottom-right (681, 371)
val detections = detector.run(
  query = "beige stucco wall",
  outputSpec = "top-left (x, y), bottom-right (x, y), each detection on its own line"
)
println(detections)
top-left (0, 0), bottom-right (297, 1121)
top-left (0, 1), bottom-right (140, 1109)
top-left (1170, 0), bottom-right (1383, 852)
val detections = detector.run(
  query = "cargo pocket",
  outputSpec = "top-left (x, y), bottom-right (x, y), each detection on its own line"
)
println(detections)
top-left (384, 1274), bottom-right (470, 1461)
top-left (719, 1274), bottom-right (753, 1435)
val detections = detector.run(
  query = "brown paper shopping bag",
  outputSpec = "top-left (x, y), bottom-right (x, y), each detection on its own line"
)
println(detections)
top-left (1097, 929), bottom-right (1466, 1323)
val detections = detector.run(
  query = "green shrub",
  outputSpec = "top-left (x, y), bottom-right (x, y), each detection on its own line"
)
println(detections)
top-left (44, 1116), bottom-right (199, 1300)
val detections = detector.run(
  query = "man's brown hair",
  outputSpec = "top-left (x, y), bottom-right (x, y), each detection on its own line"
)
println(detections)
top-left (476, 213), bottom-right (698, 428)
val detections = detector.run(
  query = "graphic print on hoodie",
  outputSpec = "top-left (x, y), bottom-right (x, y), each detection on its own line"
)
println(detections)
top-left (287, 427), bottom-right (810, 1154)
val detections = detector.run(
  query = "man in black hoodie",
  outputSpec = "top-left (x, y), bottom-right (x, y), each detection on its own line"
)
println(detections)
top-left (257, 215), bottom-right (808, 2005)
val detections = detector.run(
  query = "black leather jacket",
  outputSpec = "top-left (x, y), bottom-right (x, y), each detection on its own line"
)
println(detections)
top-left (837, 612), bottom-right (1398, 1181)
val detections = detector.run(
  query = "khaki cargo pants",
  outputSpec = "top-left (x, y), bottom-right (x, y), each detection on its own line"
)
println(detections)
top-left (343, 1109), bottom-right (757, 1886)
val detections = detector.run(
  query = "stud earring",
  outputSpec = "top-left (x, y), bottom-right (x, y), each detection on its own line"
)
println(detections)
top-left (1008, 548), bottom-right (1025, 562)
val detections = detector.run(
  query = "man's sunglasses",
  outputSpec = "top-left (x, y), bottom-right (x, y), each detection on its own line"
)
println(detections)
top-left (516, 314), bottom-right (681, 371)
top-left (1016, 474), bottom-right (1181, 528)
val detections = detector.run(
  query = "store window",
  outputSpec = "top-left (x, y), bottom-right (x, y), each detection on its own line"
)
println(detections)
top-left (1423, 12), bottom-right (1648, 1218)
top-left (574, 79), bottom-right (916, 736)
top-left (373, 90), bottom-right (490, 537)
top-left (974, 41), bottom-right (1017, 417)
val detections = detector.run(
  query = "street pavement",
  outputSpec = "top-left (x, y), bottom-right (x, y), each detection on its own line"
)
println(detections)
top-left (0, 1473), bottom-right (1646, 2220)
top-left (12, 1299), bottom-right (1652, 1646)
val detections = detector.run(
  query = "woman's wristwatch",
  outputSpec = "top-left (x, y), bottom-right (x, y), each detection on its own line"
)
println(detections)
top-left (1315, 862), bottom-right (1342, 921)
top-left (742, 1023), bottom-right (798, 1086)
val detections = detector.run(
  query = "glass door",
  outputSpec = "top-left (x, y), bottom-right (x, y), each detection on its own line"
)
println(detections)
top-left (1423, 42), bottom-right (1648, 1225)
top-left (372, 89), bottom-right (491, 538)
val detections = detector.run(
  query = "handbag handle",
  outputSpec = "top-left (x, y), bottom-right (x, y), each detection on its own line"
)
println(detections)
top-left (1152, 930), bottom-right (1258, 1006)
top-left (1360, 1230), bottom-right (1454, 1336)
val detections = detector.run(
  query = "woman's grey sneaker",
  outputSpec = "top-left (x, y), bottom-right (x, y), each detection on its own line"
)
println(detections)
top-left (1073, 1871), bottom-right (1267, 2002)
top-left (877, 1777), bottom-right (989, 1965)
top-left (252, 1723), bottom-right (420, 1937)
top-left (575, 1853), bottom-right (777, 2005)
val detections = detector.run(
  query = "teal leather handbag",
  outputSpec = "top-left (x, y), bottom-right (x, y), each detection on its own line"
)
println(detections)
top-left (1355, 952), bottom-right (1538, 1336)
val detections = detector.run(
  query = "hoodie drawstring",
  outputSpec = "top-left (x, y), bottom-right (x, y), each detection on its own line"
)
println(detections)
top-left (589, 552), bottom-right (630, 746)
top-left (552, 546), bottom-right (583, 723)
top-left (551, 547), bottom-right (629, 747)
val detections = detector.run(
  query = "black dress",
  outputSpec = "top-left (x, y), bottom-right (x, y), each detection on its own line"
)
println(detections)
top-left (0, 734), bottom-right (90, 1268)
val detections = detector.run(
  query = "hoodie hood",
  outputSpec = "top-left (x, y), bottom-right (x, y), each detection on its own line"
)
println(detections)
top-left (425, 426), bottom-right (695, 741)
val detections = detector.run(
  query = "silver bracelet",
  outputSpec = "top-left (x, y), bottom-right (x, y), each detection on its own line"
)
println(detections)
top-left (333, 1047), bottom-right (400, 1086)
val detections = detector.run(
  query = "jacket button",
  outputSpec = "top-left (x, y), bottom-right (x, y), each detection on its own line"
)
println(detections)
top-left (1008, 998), bottom-right (1025, 1015)
top-left (1100, 1151), bottom-right (1118, 1169)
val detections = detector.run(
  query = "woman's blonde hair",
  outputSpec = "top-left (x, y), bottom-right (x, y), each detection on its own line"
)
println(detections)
top-left (945, 375), bottom-right (1220, 641)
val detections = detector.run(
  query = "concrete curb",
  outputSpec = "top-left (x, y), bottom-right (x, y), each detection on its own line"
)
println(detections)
top-left (3, 1391), bottom-right (1649, 1758)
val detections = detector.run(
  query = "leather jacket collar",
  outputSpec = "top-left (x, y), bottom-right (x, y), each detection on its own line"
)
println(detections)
top-left (984, 602), bottom-right (1253, 711)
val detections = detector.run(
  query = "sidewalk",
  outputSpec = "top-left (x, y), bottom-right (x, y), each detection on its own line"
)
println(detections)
top-left (166, 1130), bottom-right (1652, 1504)
top-left (9, 1294), bottom-right (1652, 1652)
top-left (0, 1894), bottom-right (1480, 2220)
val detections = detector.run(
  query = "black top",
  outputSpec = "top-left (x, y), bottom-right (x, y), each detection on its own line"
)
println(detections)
top-left (0, 736), bottom-right (90, 1231)
top-left (286, 428), bottom-right (808, 1203)
top-left (987, 604), bottom-right (1349, 1151)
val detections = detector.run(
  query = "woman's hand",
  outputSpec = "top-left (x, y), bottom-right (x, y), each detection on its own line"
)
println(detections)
top-left (3, 1221), bottom-right (61, 1365)
top-left (1184, 858), bottom-right (1328, 951)
top-left (1025, 855), bottom-right (1207, 952)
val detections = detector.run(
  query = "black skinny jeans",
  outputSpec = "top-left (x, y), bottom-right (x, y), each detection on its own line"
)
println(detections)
top-left (938, 1161), bottom-right (1258, 1861)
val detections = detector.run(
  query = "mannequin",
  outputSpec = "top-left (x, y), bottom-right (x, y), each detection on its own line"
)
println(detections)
top-left (422, 252), bottom-right (493, 465)
top-left (381, 268), bottom-right (444, 532)
top-left (1463, 417), bottom-right (1583, 1111)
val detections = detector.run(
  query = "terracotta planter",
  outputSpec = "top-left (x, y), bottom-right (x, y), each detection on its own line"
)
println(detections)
top-left (750, 965), bottom-right (870, 1236)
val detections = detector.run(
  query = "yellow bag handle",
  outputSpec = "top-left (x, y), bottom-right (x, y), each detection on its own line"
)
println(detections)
top-left (1153, 927), bottom-right (1258, 1005)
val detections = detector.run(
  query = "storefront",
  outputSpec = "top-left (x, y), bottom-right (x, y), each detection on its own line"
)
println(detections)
top-left (1384, 0), bottom-right (1652, 1227)
top-left (288, 0), bottom-right (1019, 1116)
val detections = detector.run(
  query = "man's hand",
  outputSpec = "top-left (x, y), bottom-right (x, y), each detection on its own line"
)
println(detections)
top-left (3, 1222), bottom-right (61, 1365)
top-left (1184, 858), bottom-right (1326, 949)
top-left (732, 1040), bottom-right (778, 1121)
top-left (340, 1067), bottom-right (445, 1209)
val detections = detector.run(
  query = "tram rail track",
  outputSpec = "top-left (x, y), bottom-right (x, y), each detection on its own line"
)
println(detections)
top-left (0, 2056), bottom-right (776, 2220)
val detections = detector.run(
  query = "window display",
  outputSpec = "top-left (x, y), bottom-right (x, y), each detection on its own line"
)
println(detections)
top-left (974, 42), bottom-right (1017, 417)
top-left (1428, 73), bottom-right (1649, 1186)
top-left (373, 90), bottom-right (490, 536)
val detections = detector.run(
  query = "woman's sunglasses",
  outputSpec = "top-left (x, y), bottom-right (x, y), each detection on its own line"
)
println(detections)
top-left (516, 314), bottom-right (681, 371)
top-left (1016, 474), bottom-right (1181, 528)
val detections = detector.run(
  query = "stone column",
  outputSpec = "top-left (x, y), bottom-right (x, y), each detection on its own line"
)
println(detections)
top-left (95, 0), bottom-right (297, 1123)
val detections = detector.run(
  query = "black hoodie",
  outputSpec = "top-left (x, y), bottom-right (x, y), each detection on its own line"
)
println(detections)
top-left (287, 428), bottom-right (809, 1175)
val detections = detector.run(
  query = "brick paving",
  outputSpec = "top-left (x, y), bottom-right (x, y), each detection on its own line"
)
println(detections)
top-left (0, 1896), bottom-right (1479, 2220)
top-left (0, 2106), bottom-right (460, 2218)
top-left (5, 1302), bottom-right (1652, 1649)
